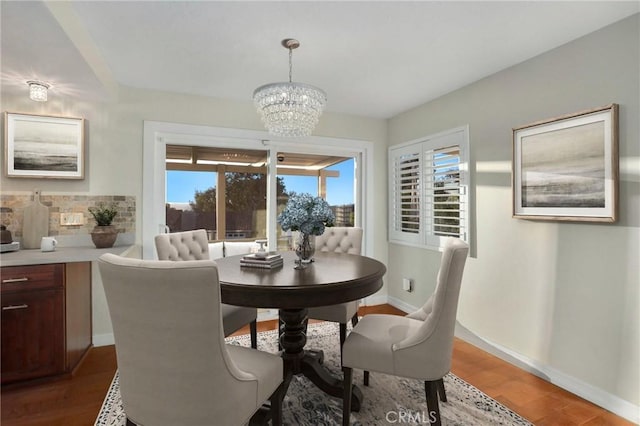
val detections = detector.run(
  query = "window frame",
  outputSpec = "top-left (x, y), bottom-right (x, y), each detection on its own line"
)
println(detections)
top-left (388, 126), bottom-right (470, 251)
top-left (142, 121), bottom-right (374, 260)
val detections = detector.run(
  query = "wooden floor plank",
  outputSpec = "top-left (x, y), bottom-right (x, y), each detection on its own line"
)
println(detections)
top-left (0, 304), bottom-right (633, 426)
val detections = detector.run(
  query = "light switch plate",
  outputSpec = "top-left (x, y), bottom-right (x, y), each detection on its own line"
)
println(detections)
top-left (60, 212), bottom-right (85, 226)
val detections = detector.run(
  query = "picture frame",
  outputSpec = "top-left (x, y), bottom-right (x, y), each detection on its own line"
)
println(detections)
top-left (512, 104), bottom-right (618, 222)
top-left (3, 112), bottom-right (85, 179)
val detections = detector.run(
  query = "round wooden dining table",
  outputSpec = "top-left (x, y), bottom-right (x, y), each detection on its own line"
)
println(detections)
top-left (215, 250), bottom-right (386, 412)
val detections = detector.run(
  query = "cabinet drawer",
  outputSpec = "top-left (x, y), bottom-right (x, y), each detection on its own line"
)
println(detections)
top-left (1, 264), bottom-right (64, 293)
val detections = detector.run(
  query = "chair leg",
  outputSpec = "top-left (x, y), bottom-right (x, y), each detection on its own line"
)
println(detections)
top-left (425, 380), bottom-right (441, 426)
top-left (437, 378), bottom-right (447, 402)
top-left (363, 370), bottom-right (370, 386)
top-left (250, 320), bottom-right (258, 349)
top-left (342, 367), bottom-right (353, 426)
top-left (339, 322), bottom-right (347, 365)
top-left (269, 382), bottom-right (285, 426)
top-left (351, 313), bottom-right (359, 327)
top-left (277, 314), bottom-right (283, 351)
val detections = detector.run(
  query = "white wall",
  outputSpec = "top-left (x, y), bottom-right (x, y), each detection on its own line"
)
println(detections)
top-left (387, 14), bottom-right (639, 418)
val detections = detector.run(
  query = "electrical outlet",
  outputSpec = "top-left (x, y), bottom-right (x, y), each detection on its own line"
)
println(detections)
top-left (402, 278), bottom-right (412, 292)
top-left (60, 212), bottom-right (85, 226)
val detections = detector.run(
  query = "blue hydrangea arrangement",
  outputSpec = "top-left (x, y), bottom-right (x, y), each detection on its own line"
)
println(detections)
top-left (277, 193), bottom-right (335, 236)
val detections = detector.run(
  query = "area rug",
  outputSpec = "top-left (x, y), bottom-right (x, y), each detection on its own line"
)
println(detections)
top-left (95, 322), bottom-right (532, 425)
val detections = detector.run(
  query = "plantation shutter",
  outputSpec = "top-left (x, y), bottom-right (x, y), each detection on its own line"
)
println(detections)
top-left (389, 127), bottom-right (469, 249)
top-left (423, 144), bottom-right (467, 247)
top-left (389, 145), bottom-right (422, 244)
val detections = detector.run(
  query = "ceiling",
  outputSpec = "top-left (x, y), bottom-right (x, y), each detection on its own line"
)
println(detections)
top-left (1, 1), bottom-right (638, 119)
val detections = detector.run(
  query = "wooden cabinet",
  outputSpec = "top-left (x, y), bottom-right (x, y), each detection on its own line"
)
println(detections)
top-left (1, 263), bottom-right (92, 385)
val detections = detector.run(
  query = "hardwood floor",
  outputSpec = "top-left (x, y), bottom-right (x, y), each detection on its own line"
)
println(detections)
top-left (1, 304), bottom-right (633, 426)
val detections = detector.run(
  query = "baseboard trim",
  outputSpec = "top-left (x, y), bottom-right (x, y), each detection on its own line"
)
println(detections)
top-left (93, 333), bottom-right (114, 347)
top-left (363, 294), bottom-right (388, 307)
top-left (455, 322), bottom-right (639, 424)
top-left (258, 309), bottom-right (278, 321)
top-left (387, 295), bottom-right (419, 314)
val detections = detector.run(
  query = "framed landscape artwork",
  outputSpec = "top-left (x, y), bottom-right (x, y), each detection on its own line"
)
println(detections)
top-left (3, 112), bottom-right (85, 179)
top-left (512, 104), bottom-right (618, 222)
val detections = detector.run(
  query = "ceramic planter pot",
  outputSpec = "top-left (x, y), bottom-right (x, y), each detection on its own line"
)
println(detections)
top-left (91, 225), bottom-right (118, 248)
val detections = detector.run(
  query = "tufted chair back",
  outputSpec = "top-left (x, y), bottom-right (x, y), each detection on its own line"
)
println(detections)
top-left (155, 229), bottom-right (209, 261)
top-left (316, 227), bottom-right (363, 255)
top-left (154, 229), bottom-right (259, 348)
top-left (306, 226), bottom-right (364, 356)
top-left (393, 238), bottom-right (469, 378)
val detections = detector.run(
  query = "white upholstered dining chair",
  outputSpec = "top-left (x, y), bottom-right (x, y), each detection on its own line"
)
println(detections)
top-left (154, 230), bottom-right (258, 348)
top-left (307, 227), bottom-right (363, 352)
top-left (98, 253), bottom-right (284, 426)
top-left (341, 238), bottom-right (469, 426)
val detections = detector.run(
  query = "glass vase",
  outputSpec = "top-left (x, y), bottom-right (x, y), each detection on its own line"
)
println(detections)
top-left (294, 232), bottom-right (315, 268)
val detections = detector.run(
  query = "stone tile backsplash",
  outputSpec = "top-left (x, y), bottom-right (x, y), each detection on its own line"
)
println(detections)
top-left (0, 194), bottom-right (135, 238)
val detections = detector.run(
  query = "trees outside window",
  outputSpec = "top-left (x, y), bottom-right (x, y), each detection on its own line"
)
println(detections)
top-left (167, 172), bottom-right (287, 239)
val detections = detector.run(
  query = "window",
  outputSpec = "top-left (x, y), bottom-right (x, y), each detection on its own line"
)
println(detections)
top-left (165, 146), bottom-right (269, 240)
top-left (389, 126), bottom-right (469, 250)
top-left (164, 145), bottom-right (357, 251)
top-left (142, 121), bottom-right (374, 260)
top-left (275, 153), bottom-right (357, 250)
top-left (165, 170), bottom-right (217, 236)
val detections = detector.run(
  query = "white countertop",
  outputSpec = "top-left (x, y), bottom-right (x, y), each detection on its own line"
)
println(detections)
top-left (0, 244), bottom-right (137, 267)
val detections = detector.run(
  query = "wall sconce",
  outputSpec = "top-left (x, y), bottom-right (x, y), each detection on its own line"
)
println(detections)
top-left (27, 80), bottom-right (50, 102)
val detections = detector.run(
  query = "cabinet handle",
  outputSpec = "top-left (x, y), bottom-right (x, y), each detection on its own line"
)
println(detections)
top-left (2, 304), bottom-right (28, 311)
top-left (1, 277), bottom-right (29, 284)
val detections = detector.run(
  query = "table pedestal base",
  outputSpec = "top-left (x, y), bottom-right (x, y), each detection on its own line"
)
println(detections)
top-left (280, 308), bottom-right (362, 412)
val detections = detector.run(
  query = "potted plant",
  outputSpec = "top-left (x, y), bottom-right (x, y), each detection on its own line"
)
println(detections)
top-left (88, 203), bottom-right (118, 248)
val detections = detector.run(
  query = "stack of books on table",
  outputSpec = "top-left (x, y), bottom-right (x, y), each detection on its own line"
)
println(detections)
top-left (240, 253), bottom-right (283, 269)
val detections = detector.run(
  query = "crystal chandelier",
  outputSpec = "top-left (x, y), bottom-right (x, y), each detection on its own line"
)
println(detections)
top-left (253, 39), bottom-right (327, 137)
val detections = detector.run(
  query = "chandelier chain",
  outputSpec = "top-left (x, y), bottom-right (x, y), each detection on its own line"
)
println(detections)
top-left (289, 47), bottom-right (293, 83)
